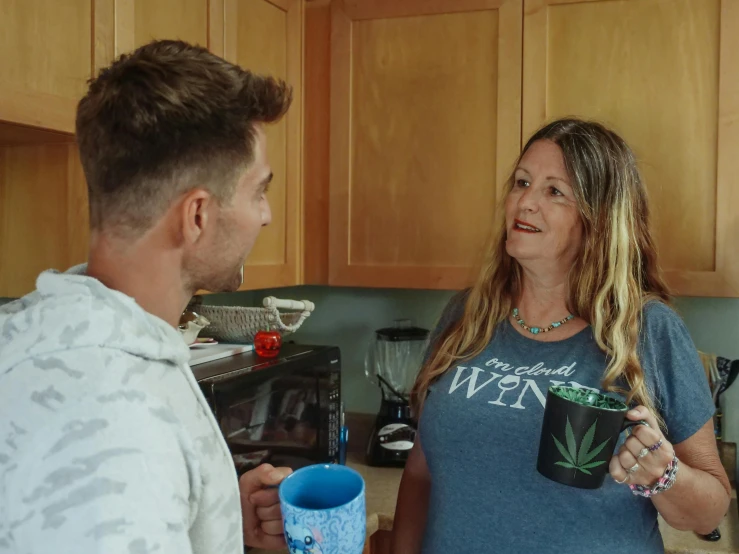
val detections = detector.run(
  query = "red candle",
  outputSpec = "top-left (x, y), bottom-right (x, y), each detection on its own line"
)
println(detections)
top-left (254, 327), bottom-right (282, 358)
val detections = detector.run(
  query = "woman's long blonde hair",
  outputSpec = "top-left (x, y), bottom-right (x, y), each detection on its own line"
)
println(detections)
top-left (411, 118), bottom-right (671, 420)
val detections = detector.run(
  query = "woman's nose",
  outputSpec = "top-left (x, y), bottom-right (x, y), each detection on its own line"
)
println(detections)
top-left (518, 187), bottom-right (539, 212)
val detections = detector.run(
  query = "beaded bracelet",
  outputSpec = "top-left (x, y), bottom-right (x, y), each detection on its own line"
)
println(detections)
top-left (629, 454), bottom-right (679, 498)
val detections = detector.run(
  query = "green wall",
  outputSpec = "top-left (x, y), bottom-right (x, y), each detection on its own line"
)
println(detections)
top-left (205, 287), bottom-right (739, 415)
top-left (7, 288), bottom-right (739, 415)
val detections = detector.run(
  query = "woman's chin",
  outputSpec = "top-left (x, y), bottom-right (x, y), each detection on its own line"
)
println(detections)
top-left (505, 242), bottom-right (542, 262)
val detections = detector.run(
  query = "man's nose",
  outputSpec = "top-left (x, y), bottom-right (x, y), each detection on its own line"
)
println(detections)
top-left (262, 199), bottom-right (272, 227)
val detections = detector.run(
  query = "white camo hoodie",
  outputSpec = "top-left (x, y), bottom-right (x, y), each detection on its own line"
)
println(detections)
top-left (0, 265), bottom-right (242, 554)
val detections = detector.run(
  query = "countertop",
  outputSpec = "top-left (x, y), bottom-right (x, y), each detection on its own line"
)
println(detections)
top-left (252, 414), bottom-right (739, 553)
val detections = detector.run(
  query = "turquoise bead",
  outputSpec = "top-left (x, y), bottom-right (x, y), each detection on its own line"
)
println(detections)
top-left (552, 322), bottom-right (561, 328)
top-left (531, 328), bottom-right (540, 334)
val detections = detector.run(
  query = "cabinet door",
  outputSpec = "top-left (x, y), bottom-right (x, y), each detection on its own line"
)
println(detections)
top-left (0, 0), bottom-right (95, 132)
top-left (98, 0), bottom-right (225, 65)
top-left (0, 141), bottom-right (88, 297)
top-left (225, 0), bottom-right (303, 290)
top-left (523, 0), bottom-right (739, 297)
top-left (329, 0), bottom-right (522, 289)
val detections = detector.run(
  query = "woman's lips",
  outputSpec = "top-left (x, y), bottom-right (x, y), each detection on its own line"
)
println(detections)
top-left (513, 218), bottom-right (541, 233)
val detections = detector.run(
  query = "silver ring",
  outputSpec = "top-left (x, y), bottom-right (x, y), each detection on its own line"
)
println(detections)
top-left (638, 448), bottom-right (650, 459)
top-left (615, 474), bottom-right (629, 484)
top-left (627, 463), bottom-right (640, 474)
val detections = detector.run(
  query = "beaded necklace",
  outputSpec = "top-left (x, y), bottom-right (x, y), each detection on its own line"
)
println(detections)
top-left (511, 308), bottom-right (574, 335)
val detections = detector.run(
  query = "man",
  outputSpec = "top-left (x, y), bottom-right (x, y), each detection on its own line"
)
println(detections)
top-left (0, 40), bottom-right (293, 553)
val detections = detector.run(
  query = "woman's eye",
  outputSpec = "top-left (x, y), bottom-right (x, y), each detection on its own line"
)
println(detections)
top-left (515, 179), bottom-right (529, 188)
top-left (551, 187), bottom-right (563, 196)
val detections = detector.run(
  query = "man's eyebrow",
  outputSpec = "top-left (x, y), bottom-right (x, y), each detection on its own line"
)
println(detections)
top-left (260, 172), bottom-right (274, 191)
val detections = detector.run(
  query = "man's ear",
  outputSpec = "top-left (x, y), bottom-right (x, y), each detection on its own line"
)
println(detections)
top-left (180, 188), bottom-right (214, 244)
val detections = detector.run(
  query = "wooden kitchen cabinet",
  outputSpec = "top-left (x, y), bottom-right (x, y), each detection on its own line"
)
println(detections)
top-left (112, 0), bottom-right (305, 291)
top-left (225, 0), bottom-right (304, 290)
top-left (100, 0), bottom-right (226, 64)
top-left (328, 0), bottom-right (523, 289)
top-left (323, 0), bottom-right (739, 296)
top-left (4, 0), bottom-right (739, 298)
top-left (0, 0), bottom-right (226, 133)
top-left (0, 0), bottom-right (95, 296)
top-left (0, 0), bottom-right (95, 132)
top-left (0, 0), bottom-right (222, 297)
top-left (0, 0), bottom-right (304, 296)
top-left (523, 0), bottom-right (739, 297)
top-left (0, 134), bottom-right (88, 298)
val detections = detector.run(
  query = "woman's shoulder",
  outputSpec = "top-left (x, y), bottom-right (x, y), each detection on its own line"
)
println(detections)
top-left (438, 289), bottom-right (469, 325)
top-left (642, 299), bottom-right (683, 327)
top-left (428, 289), bottom-right (469, 343)
top-left (640, 300), bottom-right (687, 338)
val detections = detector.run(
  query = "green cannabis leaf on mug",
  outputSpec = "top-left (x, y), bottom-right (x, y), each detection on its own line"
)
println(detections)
top-left (552, 417), bottom-right (610, 475)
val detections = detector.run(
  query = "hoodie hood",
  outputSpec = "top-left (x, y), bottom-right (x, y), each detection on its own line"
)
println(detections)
top-left (0, 264), bottom-right (190, 375)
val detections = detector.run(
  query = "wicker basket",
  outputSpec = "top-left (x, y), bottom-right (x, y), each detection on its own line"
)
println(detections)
top-left (193, 296), bottom-right (315, 343)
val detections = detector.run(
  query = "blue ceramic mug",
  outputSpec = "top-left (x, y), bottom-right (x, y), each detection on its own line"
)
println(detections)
top-left (279, 464), bottom-right (366, 554)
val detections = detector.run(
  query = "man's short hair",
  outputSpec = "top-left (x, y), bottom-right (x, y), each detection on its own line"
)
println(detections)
top-left (76, 39), bottom-right (292, 233)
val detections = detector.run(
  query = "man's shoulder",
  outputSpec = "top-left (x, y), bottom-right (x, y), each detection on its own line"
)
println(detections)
top-left (0, 348), bottom-right (193, 455)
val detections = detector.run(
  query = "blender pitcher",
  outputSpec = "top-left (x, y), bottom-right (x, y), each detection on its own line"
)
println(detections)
top-left (364, 319), bottom-right (429, 466)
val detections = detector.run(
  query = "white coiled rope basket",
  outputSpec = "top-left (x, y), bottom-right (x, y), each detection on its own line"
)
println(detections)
top-left (195, 296), bottom-right (315, 343)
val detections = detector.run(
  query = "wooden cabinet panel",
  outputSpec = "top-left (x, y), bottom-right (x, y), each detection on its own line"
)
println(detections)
top-left (134, 0), bottom-right (209, 47)
top-left (523, 0), bottom-right (739, 296)
top-left (0, 143), bottom-right (88, 297)
top-left (329, 0), bottom-right (522, 289)
top-left (225, 0), bottom-right (303, 290)
top-left (107, 0), bottom-right (225, 63)
top-left (303, 0), bottom-right (331, 284)
top-left (0, 0), bottom-right (223, 132)
top-left (0, 0), bottom-right (94, 132)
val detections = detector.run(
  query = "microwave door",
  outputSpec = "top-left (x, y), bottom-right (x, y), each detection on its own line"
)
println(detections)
top-left (224, 381), bottom-right (274, 442)
top-left (203, 346), bottom-right (342, 472)
top-left (219, 375), bottom-right (321, 457)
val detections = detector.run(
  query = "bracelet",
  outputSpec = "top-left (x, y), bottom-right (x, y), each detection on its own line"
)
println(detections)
top-left (629, 453), bottom-right (679, 498)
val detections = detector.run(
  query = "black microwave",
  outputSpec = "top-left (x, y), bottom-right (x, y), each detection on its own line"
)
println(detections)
top-left (191, 343), bottom-right (344, 476)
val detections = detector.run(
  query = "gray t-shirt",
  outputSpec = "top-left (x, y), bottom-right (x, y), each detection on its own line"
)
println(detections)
top-left (419, 296), bottom-right (714, 554)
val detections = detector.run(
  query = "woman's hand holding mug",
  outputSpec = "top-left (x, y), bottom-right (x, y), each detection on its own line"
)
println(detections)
top-left (609, 406), bottom-right (674, 487)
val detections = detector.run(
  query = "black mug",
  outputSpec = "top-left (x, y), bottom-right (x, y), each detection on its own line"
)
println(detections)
top-left (537, 385), bottom-right (647, 489)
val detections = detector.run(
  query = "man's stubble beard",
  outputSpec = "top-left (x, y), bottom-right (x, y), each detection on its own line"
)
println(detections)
top-left (190, 226), bottom-right (250, 294)
top-left (205, 255), bottom-right (247, 293)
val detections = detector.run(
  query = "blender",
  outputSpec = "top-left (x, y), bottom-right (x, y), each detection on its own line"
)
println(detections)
top-left (364, 319), bottom-right (429, 467)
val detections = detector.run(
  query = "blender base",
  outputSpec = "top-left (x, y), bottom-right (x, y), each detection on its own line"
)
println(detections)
top-left (366, 399), bottom-right (417, 467)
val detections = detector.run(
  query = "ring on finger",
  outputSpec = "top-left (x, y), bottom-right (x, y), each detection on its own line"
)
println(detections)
top-left (627, 463), bottom-right (640, 474)
top-left (638, 447), bottom-right (650, 459)
top-left (648, 439), bottom-right (663, 452)
top-left (615, 474), bottom-right (629, 484)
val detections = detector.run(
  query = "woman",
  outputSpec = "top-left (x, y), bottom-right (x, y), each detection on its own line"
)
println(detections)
top-left (391, 118), bottom-right (730, 553)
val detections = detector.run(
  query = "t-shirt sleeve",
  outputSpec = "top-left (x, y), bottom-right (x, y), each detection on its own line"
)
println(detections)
top-left (5, 369), bottom-right (198, 554)
top-left (424, 289), bottom-right (469, 361)
top-left (639, 302), bottom-right (715, 444)
top-left (419, 291), bottom-right (468, 407)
